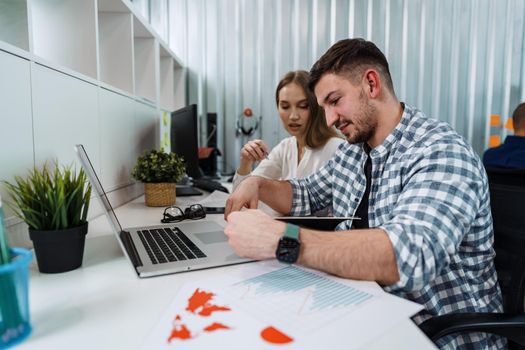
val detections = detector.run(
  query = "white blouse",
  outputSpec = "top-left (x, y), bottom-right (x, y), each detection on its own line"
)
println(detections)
top-left (232, 136), bottom-right (345, 190)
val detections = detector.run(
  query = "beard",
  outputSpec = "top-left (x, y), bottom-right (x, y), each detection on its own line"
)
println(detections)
top-left (336, 90), bottom-right (378, 144)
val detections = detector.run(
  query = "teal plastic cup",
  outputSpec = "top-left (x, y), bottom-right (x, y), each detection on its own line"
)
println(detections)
top-left (0, 248), bottom-right (32, 348)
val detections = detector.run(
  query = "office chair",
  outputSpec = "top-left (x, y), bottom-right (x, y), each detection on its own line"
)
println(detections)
top-left (418, 169), bottom-right (525, 349)
top-left (485, 167), bottom-right (525, 187)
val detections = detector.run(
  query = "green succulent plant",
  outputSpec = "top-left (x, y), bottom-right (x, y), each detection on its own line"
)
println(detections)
top-left (131, 149), bottom-right (186, 183)
top-left (2, 162), bottom-right (92, 231)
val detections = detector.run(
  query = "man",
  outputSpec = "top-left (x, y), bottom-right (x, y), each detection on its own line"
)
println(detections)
top-left (224, 38), bottom-right (504, 349)
top-left (483, 102), bottom-right (525, 168)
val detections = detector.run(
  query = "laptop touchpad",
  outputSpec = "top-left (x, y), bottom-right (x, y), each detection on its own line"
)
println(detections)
top-left (194, 231), bottom-right (228, 244)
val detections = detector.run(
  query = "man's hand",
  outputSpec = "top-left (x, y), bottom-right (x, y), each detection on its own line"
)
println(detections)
top-left (224, 176), bottom-right (261, 217)
top-left (224, 209), bottom-right (285, 260)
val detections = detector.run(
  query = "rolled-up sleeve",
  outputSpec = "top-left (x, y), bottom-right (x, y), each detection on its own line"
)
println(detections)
top-left (381, 143), bottom-right (484, 293)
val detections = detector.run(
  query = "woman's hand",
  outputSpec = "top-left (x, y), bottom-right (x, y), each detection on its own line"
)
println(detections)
top-left (237, 139), bottom-right (269, 175)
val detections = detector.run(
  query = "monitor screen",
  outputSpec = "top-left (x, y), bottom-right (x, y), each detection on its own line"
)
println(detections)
top-left (171, 104), bottom-right (202, 179)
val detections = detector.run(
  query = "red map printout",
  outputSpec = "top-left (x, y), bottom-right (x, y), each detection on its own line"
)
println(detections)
top-left (167, 288), bottom-right (293, 345)
top-left (168, 288), bottom-right (231, 342)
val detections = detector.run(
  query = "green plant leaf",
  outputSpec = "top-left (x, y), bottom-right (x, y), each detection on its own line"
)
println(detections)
top-left (2, 161), bottom-right (92, 231)
top-left (131, 149), bottom-right (186, 183)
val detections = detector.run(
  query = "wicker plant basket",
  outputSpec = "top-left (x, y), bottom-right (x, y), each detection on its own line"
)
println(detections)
top-left (144, 182), bottom-right (176, 207)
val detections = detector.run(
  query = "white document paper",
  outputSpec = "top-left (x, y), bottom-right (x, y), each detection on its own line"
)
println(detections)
top-left (142, 261), bottom-right (422, 349)
top-left (199, 190), bottom-right (229, 208)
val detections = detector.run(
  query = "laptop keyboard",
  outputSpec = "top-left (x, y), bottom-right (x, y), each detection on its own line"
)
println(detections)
top-left (137, 227), bottom-right (207, 264)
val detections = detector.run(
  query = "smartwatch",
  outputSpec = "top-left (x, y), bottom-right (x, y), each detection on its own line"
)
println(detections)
top-left (275, 223), bottom-right (301, 263)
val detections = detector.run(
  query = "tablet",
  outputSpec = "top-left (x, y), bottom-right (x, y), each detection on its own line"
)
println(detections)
top-left (275, 216), bottom-right (358, 231)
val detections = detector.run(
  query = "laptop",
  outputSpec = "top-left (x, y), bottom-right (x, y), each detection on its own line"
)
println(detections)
top-left (74, 144), bottom-right (254, 278)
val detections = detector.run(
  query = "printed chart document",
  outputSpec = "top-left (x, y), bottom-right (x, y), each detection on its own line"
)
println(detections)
top-left (142, 261), bottom-right (422, 349)
top-left (199, 190), bottom-right (229, 208)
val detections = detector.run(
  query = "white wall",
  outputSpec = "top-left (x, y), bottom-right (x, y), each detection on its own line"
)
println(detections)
top-left (0, 0), bottom-right (185, 248)
top-left (0, 50), bottom-right (158, 247)
top-left (0, 51), bottom-right (34, 207)
top-left (162, 0), bottom-right (525, 172)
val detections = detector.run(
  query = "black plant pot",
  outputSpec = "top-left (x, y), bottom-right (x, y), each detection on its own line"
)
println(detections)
top-left (29, 222), bottom-right (88, 273)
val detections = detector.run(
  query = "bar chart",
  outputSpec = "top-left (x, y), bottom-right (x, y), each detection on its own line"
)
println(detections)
top-left (233, 266), bottom-right (373, 311)
top-left (225, 266), bottom-right (375, 334)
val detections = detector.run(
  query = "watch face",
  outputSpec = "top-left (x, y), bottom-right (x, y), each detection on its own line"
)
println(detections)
top-left (276, 237), bottom-right (300, 263)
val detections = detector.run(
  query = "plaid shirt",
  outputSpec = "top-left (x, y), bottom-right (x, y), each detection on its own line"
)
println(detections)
top-left (289, 104), bottom-right (505, 349)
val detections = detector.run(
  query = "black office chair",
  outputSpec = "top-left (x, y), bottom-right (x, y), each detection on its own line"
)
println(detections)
top-left (485, 167), bottom-right (525, 187)
top-left (419, 168), bottom-right (525, 349)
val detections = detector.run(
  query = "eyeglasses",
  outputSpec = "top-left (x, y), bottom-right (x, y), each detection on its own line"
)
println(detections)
top-left (161, 204), bottom-right (206, 223)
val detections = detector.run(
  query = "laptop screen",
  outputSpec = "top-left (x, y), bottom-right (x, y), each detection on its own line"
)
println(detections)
top-left (74, 144), bottom-right (124, 235)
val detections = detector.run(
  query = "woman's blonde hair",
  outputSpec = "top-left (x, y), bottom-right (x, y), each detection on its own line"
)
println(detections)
top-left (275, 70), bottom-right (340, 149)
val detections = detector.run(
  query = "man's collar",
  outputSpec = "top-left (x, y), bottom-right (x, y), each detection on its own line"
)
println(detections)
top-left (371, 102), bottom-right (409, 157)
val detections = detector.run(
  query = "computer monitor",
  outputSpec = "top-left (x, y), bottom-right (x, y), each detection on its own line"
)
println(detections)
top-left (171, 104), bottom-right (202, 179)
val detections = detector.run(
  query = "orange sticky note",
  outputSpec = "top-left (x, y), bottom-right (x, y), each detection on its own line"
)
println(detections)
top-left (505, 118), bottom-right (514, 130)
top-left (490, 114), bottom-right (501, 127)
top-left (489, 135), bottom-right (501, 148)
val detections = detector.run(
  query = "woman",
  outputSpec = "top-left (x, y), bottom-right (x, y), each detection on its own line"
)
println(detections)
top-left (233, 70), bottom-right (344, 190)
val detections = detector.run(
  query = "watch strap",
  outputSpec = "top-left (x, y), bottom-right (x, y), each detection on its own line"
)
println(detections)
top-left (283, 223), bottom-right (300, 241)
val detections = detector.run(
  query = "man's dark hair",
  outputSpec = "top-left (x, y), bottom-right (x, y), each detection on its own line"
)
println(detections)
top-left (308, 38), bottom-right (395, 94)
top-left (512, 102), bottom-right (525, 131)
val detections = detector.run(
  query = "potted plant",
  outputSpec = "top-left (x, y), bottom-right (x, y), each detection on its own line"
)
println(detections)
top-left (131, 149), bottom-right (186, 207)
top-left (2, 162), bottom-right (92, 273)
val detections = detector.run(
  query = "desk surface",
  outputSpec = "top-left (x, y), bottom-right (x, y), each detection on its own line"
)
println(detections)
top-left (18, 194), bottom-right (436, 350)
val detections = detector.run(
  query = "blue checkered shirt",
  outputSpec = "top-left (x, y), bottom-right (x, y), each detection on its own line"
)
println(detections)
top-left (289, 104), bottom-right (505, 349)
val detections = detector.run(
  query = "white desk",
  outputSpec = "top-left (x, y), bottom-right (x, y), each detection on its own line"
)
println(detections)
top-left (18, 194), bottom-right (436, 350)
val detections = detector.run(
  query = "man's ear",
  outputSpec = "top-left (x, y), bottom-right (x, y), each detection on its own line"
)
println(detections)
top-left (364, 70), bottom-right (381, 98)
